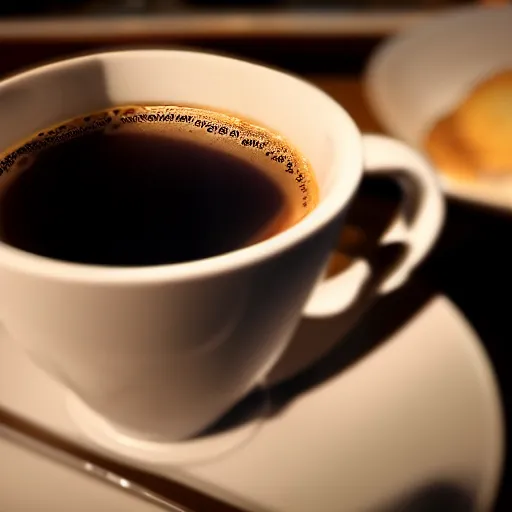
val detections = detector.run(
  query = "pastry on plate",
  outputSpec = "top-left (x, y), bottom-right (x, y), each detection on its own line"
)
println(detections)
top-left (424, 114), bottom-right (477, 181)
top-left (453, 69), bottom-right (512, 173)
top-left (424, 69), bottom-right (512, 178)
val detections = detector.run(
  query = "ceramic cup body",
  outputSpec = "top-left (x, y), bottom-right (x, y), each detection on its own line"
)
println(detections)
top-left (0, 50), bottom-right (444, 441)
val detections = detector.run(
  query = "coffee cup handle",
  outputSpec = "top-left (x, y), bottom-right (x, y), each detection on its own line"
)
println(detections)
top-left (304, 134), bottom-right (444, 318)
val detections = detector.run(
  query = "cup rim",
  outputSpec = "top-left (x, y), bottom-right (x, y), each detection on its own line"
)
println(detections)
top-left (0, 49), bottom-right (363, 284)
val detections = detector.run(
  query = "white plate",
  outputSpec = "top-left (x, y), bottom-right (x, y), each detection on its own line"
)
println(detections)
top-left (365, 5), bottom-right (512, 211)
top-left (0, 294), bottom-right (503, 512)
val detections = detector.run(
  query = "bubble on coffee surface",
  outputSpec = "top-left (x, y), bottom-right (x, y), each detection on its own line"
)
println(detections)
top-left (0, 105), bottom-right (317, 213)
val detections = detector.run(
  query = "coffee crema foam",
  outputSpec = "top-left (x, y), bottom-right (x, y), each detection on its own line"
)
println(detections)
top-left (0, 105), bottom-right (318, 213)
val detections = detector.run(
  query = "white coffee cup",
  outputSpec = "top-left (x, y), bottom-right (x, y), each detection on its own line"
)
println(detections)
top-left (0, 50), bottom-right (444, 443)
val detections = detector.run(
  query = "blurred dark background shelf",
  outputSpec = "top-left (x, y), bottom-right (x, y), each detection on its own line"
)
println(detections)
top-left (0, 2), bottom-right (479, 79)
top-left (0, 0), bottom-right (472, 17)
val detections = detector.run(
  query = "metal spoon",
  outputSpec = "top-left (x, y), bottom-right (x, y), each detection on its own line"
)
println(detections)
top-left (0, 408), bottom-right (246, 512)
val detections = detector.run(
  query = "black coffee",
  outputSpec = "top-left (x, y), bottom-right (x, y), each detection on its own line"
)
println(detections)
top-left (0, 106), bottom-right (317, 266)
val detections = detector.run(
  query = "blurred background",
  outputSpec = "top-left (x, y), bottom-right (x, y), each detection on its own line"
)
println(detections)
top-left (0, 0), bottom-right (504, 82)
top-left (0, 0), bottom-right (483, 17)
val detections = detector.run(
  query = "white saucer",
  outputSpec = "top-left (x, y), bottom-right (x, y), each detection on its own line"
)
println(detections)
top-left (66, 384), bottom-right (269, 466)
top-left (0, 295), bottom-right (504, 512)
